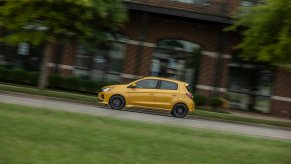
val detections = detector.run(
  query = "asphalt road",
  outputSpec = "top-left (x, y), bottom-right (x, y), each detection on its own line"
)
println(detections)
top-left (0, 92), bottom-right (290, 141)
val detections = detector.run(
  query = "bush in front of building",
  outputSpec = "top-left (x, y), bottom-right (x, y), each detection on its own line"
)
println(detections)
top-left (193, 93), bottom-right (207, 106)
top-left (48, 74), bottom-right (64, 89)
top-left (48, 74), bottom-right (105, 94)
top-left (0, 67), bottom-right (112, 94)
top-left (0, 66), bottom-right (10, 81)
top-left (0, 67), bottom-right (39, 85)
top-left (209, 97), bottom-right (224, 108)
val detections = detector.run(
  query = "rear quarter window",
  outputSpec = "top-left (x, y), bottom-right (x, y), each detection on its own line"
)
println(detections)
top-left (186, 84), bottom-right (193, 92)
top-left (160, 80), bottom-right (178, 90)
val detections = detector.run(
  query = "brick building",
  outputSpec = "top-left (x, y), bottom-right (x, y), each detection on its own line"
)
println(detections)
top-left (0, 0), bottom-right (290, 118)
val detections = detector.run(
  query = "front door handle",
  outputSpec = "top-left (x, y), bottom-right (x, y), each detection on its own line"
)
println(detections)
top-left (149, 93), bottom-right (155, 95)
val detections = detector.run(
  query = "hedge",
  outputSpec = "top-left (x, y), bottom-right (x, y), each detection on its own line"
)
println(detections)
top-left (0, 67), bottom-right (114, 94)
top-left (209, 97), bottom-right (224, 108)
top-left (193, 93), bottom-right (207, 106)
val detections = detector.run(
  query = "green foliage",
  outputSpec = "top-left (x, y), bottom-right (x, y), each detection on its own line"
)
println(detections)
top-left (193, 93), bottom-right (207, 106)
top-left (209, 97), bottom-right (223, 108)
top-left (0, 67), bottom-right (39, 85)
top-left (229, 0), bottom-right (291, 65)
top-left (0, 66), bottom-right (10, 81)
top-left (48, 74), bottom-right (113, 93)
top-left (0, 0), bottom-right (128, 49)
top-left (48, 74), bottom-right (65, 89)
top-left (0, 67), bottom-right (114, 94)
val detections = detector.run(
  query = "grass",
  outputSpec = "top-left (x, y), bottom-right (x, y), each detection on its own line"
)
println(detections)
top-left (1, 83), bottom-right (291, 129)
top-left (0, 102), bottom-right (290, 164)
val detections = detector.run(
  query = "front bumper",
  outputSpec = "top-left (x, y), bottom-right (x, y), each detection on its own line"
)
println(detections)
top-left (97, 92), bottom-right (109, 105)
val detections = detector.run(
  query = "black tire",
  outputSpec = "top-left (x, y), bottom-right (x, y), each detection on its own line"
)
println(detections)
top-left (109, 95), bottom-right (125, 110)
top-left (172, 104), bottom-right (188, 118)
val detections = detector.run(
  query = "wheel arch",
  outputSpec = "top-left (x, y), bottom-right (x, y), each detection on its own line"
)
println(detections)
top-left (109, 94), bottom-right (126, 104)
top-left (172, 102), bottom-right (189, 111)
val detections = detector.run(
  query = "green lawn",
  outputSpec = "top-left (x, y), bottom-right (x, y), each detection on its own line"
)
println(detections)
top-left (0, 103), bottom-right (290, 164)
top-left (1, 83), bottom-right (291, 128)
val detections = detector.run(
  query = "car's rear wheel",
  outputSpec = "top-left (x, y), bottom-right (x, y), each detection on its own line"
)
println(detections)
top-left (109, 95), bottom-right (125, 110)
top-left (172, 104), bottom-right (188, 118)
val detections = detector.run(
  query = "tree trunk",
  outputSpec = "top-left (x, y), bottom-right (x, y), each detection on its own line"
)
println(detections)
top-left (38, 42), bottom-right (54, 89)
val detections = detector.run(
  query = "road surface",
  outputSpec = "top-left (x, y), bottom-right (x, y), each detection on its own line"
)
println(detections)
top-left (0, 92), bottom-right (290, 141)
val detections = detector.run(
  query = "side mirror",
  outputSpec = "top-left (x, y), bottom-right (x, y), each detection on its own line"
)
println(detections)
top-left (129, 83), bottom-right (137, 88)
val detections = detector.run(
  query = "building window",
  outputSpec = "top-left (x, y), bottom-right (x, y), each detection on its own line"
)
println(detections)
top-left (227, 63), bottom-right (273, 113)
top-left (17, 42), bottom-right (30, 56)
top-left (0, 42), bottom-right (43, 71)
top-left (74, 34), bottom-right (128, 83)
top-left (151, 39), bottom-right (201, 87)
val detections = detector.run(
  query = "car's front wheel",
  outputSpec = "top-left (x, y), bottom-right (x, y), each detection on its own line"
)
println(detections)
top-left (172, 104), bottom-right (188, 118)
top-left (109, 95), bottom-right (125, 110)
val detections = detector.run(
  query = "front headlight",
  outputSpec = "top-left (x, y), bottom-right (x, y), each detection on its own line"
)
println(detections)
top-left (101, 87), bottom-right (111, 92)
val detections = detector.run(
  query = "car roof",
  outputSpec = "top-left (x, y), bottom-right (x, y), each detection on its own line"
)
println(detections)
top-left (141, 76), bottom-right (189, 85)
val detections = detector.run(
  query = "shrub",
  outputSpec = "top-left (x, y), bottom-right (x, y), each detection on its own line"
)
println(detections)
top-left (0, 67), bottom-right (10, 81)
top-left (193, 93), bottom-right (207, 106)
top-left (0, 67), bottom-right (114, 94)
top-left (209, 97), bottom-right (223, 108)
top-left (48, 74), bottom-right (106, 94)
top-left (81, 80), bottom-right (101, 93)
top-left (64, 76), bottom-right (82, 91)
top-left (48, 74), bottom-right (64, 89)
top-left (6, 68), bottom-right (27, 83)
top-left (26, 72), bottom-right (39, 86)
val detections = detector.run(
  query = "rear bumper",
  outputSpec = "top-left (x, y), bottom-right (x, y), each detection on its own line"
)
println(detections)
top-left (188, 101), bottom-right (195, 113)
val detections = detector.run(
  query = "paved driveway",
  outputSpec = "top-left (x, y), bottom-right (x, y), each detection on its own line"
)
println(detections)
top-left (0, 92), bottom-right (290, 141)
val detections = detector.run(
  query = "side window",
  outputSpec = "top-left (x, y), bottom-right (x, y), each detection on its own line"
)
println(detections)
top-left (160, 80), bottom-right (178, 90)
top-left (136, 79), bottom-right (158, 89)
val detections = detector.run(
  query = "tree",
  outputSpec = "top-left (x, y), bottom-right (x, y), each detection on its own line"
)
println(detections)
top-left (229, 0), bottom-right (291, 66)
top-left (0, 0), bottom-right (127, 88)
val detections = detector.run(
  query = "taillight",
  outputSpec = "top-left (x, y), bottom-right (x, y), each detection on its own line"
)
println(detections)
top-left (186, 92), bottom-right (193, 99)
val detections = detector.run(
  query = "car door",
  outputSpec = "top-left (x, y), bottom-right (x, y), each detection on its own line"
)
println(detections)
top-left (127, 79), bottom-right (158, 108)
top-left (155, 80), bottom-right (179, 110)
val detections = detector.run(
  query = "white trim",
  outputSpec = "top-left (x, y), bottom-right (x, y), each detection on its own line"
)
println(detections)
top-left (127, 40), bottom-right (156, 48)
top-left (223, 54), bottom-right (232, 59)
top-left (120, 73), bottom-right (142, 79)
top-left (202, 51), bottom-right (217, 58)
top-left (228, 63), bottom-right (240, 67)
top-left (272, 96), bottom-right (291, 103)
top-left (196, 85), bottom-right (227, 92)
top-left (143, 42), bottom-right (156, 47)
top-left (126, 40), bottom-right (232, 59)
top-left (127, 40), bottom-right (140, 45)
top-left (202, 51), bottom-right (232, 59)
top-left (276, 64), bottom-right (291, 68)
top-left (75, 55), bottom-right (90, 59)
top-left (47, 63), bottom-right (74, 70)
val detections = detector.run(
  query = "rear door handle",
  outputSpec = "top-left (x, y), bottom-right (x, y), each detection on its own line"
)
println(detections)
top-left (149, 93), bottom-right (155, 95)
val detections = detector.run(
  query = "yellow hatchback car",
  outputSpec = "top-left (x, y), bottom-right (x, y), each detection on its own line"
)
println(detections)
top-left (97, 76), bottom-right (195, 118)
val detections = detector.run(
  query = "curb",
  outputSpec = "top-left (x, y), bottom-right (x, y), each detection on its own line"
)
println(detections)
top-left (188, 115), bottom-right (291, 131)
top-left (0, 90), bottom-right (97, 106)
